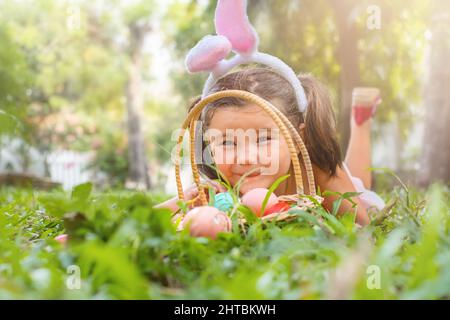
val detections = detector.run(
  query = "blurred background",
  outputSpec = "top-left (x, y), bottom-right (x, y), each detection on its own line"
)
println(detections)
top-left (0, 0), bottom-right (448, 194)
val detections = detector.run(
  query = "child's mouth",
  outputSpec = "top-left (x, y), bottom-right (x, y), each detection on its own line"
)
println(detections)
top-left (246, 171), bottom-right (261, 178)
top-left (234, 168), bottom-right (262, 179)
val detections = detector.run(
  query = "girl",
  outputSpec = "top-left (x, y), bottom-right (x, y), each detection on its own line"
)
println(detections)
top-left (156, 68), bottom-right (385, 226)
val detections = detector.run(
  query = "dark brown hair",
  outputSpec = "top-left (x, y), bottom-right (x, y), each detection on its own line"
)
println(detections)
top-left (187, 67), bottom-right (342, 180)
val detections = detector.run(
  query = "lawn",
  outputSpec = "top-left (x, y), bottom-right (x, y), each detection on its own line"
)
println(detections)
top-left (0, 182), bottom-right (449, 299)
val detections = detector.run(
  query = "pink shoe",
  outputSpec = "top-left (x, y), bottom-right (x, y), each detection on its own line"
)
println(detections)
top-left (352, 88), bottom-right (381, 126)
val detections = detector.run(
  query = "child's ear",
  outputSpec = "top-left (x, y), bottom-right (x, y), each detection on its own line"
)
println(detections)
top-left (298, 123), bottom-right (306, 139)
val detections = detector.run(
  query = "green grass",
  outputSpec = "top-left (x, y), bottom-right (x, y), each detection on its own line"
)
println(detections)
top-left (0, 182), bottom-right (449, 299)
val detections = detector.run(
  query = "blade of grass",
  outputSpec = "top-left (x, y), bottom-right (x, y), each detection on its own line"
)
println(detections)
top-left (260, 174), bottom-right (290, 215)
top-left (233, 167), bottom-right (263, 196)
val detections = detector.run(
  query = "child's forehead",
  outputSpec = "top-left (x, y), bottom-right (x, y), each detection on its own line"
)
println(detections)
top-left (214, 103), bottom-right (262, 114)
top-left (208, 103), bottom-right (278, 131)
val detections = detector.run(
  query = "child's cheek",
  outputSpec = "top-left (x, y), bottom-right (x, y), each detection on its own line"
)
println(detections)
top-left (263, 139), bottom-right (287, 174)
top-left (211, 147), bottom-right (234, 181)
top-left (276, 138), bottom-right (292, 174)
top-left (216, 163), bottom-right (234, 182)
top-left (260, 142), bottom-right (273, 158)
top-left (212, 147), bottom-right (234, 168)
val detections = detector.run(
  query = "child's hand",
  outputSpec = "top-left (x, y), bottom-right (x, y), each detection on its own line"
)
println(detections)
top-left (184, 181), bottom-right (227, 207)
top-left (154, 181), bottom-right (228, 214)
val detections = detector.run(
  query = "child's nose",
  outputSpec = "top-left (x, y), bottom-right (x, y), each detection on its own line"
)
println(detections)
top-left (236, 141), bottom-right (258, 165)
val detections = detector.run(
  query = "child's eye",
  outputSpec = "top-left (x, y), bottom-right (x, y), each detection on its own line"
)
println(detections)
top-left (222, 140), bottom-right (235, 146)
top-left (258, 136), bottom-right (271, 143)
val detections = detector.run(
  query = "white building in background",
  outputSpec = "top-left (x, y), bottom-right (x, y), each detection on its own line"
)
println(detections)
top-left (47, 150), bottom-right (94, 190)
top-left (0, 137), bottom-right (46, 176)
top-left (0, 137), bottom-right (93, 190)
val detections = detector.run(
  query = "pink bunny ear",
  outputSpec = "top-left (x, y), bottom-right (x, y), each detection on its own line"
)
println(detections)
top-left (185, 35), bottom-right (232, 73)
top-left (215, 0), bottom-right (258, 55)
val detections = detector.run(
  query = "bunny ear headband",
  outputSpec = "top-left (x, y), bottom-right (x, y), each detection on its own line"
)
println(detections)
top-left (185, 0), bottom-right (308, 113)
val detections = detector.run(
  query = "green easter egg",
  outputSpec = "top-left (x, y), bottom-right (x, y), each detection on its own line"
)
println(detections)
top-left (214, 192), bottom-right (234, 212)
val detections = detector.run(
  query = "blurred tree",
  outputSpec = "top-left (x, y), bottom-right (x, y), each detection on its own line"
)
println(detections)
top-left (265, 0), bottom-right (427, 153)
top-left (418, 0), bottom-right (450, 186)
top-left (0, 0), bottom-right (128, 176)
top-left (0, 11), bottom-right (35, 173)
top-left (356, 0), bottom-right (429, 171)
top-left (87, 125), bottom-right (129, 188)
top-left (0, 28), bottom-right (33, 138)
top-left (0, 0), bottom-right (159, 188)
top-left (329, 0), bottom-right (360, 150)
top-left (122, 2), bottom-right (154, 190)
top-left (163, 0), bottom-right (216, 101)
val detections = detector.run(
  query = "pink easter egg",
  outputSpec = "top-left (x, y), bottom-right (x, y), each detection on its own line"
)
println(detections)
top-left (241, 188), bottom-right (278, 217)
top-left (55, 234), bottom-right (68, 245)
top-left (182, 206), bottom-right (232, 240)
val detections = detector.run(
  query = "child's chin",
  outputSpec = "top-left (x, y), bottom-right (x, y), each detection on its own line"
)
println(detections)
top-left (238, 179), bottom-right (271, 195)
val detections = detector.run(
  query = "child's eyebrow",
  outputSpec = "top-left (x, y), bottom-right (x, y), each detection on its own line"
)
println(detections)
top-left (257, 128), bottom-right (274, 132)
top-left (217, 128), bottom-right (276, 134)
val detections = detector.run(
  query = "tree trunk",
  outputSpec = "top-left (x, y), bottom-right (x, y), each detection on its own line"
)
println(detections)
top-left (418, 1), bottom-right (450, 186)
top-left (125, 23), bottom-right (151, 190)
top-left (329, 0), bottom-right (361, 153)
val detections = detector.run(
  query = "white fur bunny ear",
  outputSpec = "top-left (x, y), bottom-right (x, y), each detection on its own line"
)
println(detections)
top-left (215, 0), bottom-right (258, 55)
top-left (189, 0), bottom-right (309, 113)
top-left (185, 35), bottom-right (232, 73)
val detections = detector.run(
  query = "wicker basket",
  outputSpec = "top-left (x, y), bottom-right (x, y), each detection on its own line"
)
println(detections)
top-left (173, 90), bottom-right (323, 225)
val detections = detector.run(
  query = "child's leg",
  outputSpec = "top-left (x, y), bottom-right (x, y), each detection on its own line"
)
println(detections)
top-left (344, 116), bottom-right (372, 189)
top-left (344, 88), bottom-right (380, 190)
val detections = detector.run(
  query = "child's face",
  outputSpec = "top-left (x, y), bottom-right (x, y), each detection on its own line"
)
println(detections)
top-left (206, 104), bottom-right (292, 195)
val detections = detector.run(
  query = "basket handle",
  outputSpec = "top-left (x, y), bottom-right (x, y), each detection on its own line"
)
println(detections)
top-left (268, 106), bottom-right (316, 195)
top-left (175, 90), bottom-right (316, 205)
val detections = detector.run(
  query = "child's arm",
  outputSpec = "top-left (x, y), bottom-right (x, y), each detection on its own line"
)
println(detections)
top-left (154, 196), bottom-right (183, 213)
top-left (153, 181), bottom-right (227, 214)
top-left (313, 165), bottom-right (370, 226)
top-left (153, 184), bottom-right (201, 214)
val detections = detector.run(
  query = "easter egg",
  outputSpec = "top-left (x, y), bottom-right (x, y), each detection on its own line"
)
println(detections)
top-left (182, 206), bottom-right (232, 239)
top-left (241, 188), bottom-right (278, 217)
top-left (214, 192), bottom-right (234, 212)
top-left (263, 201), bottom-right (291, 216)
